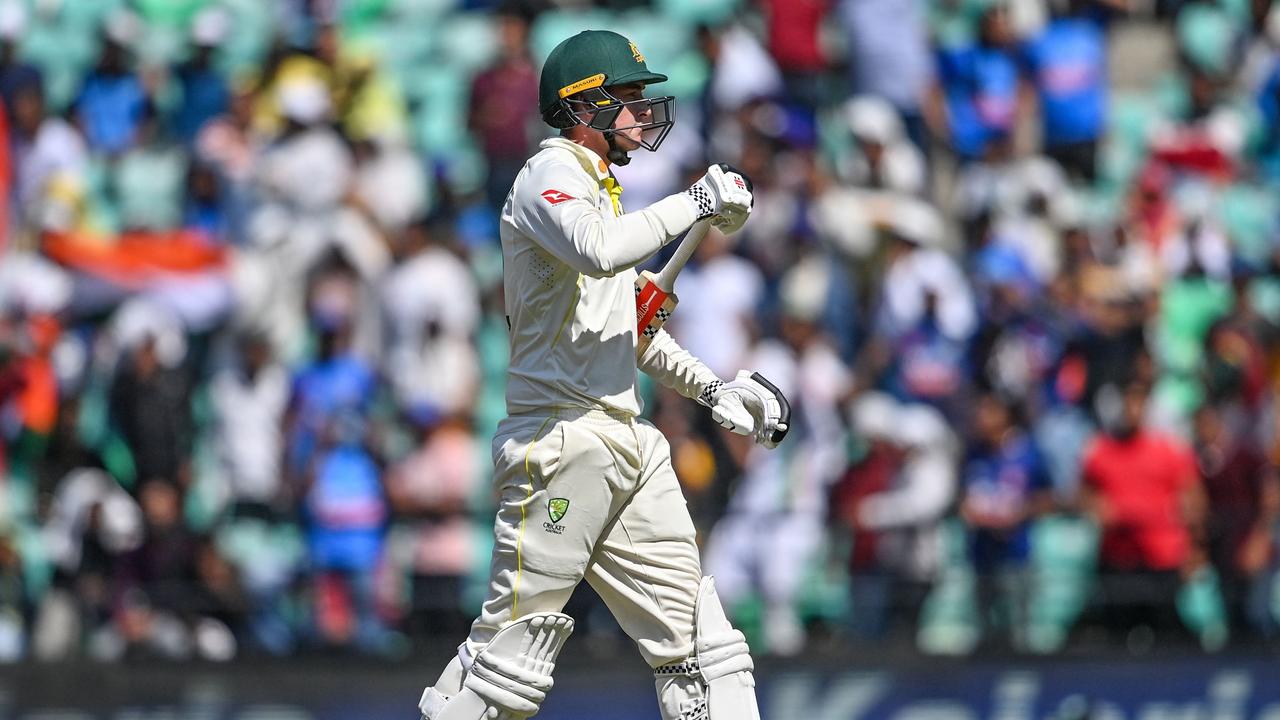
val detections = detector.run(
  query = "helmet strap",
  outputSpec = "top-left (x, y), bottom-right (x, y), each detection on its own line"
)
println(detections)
top-left (603, 130), bottom-right (631, 166)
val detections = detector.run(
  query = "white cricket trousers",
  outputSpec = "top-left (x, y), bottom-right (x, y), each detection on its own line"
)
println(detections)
top-left (463, 406), bottom-right (702, 668)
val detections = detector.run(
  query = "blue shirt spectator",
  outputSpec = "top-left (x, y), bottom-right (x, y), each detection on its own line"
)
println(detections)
top-left (961, 397), bottom-right (1052, 571)
top-left (937, 44), bottom-right (1020, 160)
top-left (288, 345), bottom-right (377, 478)
top-left (1021, 14), bottom-right (1108, 147)
top-left (173, 50), bottom-right (229, 144)
top-left (75, 42), bottom-right (147, 154)
top-left (305, 439), bottom-right (387, 573)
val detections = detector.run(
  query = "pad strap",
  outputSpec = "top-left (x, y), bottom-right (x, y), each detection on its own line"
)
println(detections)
top-left (695, 629), bottom-right (754, 682)
top-left (464, 651), bottom-right (553, 715)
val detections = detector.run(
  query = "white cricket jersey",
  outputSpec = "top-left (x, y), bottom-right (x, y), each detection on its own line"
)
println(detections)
top-left (500, 138), bottom-right (717, 416)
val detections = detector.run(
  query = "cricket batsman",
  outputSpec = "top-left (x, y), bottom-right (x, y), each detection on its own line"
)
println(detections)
top-left (418, 30), bottom-right (790, 720)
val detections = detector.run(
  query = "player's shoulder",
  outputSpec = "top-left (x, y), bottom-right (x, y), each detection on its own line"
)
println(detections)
top-left (514, 142), bottom-right (597, 206)
top-left (525, 140), bottom-right (594, 178)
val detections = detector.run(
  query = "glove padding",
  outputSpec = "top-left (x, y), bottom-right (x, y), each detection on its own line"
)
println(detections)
top-left (684, 163), bottom-right (753, 235)
top-left (702, 370), bottom-right (791, 449)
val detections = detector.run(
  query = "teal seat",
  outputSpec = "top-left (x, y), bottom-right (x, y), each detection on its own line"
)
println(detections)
top-left (1027, 515), bottom-right (1098, 654)
top-left (654, 0), bottom-right (741, 26)
top-left (917, 518), bottom-right (981, 655)
top-left (436, 14), bottom-right (499, 77)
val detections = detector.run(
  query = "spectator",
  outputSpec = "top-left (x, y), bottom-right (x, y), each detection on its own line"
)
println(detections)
top-left (831, 394), bottom-right (958, 641)
top-left (108, 332), bottom-right (193, 492)
top-left (116, 480), bottom-right (238, 660)
top-left (351, 135), bottom-right (429, 239)
top-left (33, 468), bottom-right (142, 661)
top-left (171, 7), bottom-right (231, 145)
top-left (1057, 264), bottom-right (1148, 415)
top-left (1080, 379), bottom-right (1211, 643)
top-left (1192, 402), bottom-right (1280, 637)
top-left (0, 0), bottom-right (38, 124)
top-left (210, 332), bottom-right (290, 515)
top-left (183, 161), bottom-right (230, 241)
top-left (872, 202), bottom-right (976, 417)
top-left (3, 0), bottom-right (1280, 666)
top-left (385, 413), bottom-right (477, 639)
top-left (195, 84), bottom-right (259, 245)
top-left (838, 0), bottom-right (934, 149)
top-left (1021, 0), bottom-right (1109, 181)
top-left (838, 96), bottom-right (928, 196)
top-left (467, 7), bottom-right (539, 209)
top-left (380, 222), bottom-right (480, 418)
top-left (74, 24), bottom-right (147, 155)
top-left (968, 241), bottom-right (1067, 408)
top-left (960, 391), bottom-right (1053, 649)
top-left (759, 0), bottom-right (831, 112)
top-left (9, 77), bottom-right (88, 230)
top-left (929, 2), bottom-right (1025, 163)
top-left (302, 411), bottom-right (392, 654)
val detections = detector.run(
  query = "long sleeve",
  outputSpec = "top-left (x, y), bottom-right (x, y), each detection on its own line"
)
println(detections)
top-left (858, 451), bottom-right (956, 530)
top-left (507, 148), bottom-right (698, 278)
top-left (638, 327), bottom-right (721, 402)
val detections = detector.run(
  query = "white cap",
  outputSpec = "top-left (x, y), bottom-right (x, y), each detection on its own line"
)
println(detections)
top-left (845, 95), bottom-right (903, 144)
top-left (890, 199), bottom-right (945, 247)
top-left (104, 9), bottom-right (140, 45)
top-left (110, 297), bottom-right (188, 368)
top-left (1051, 189), bottom-right (1083, 229)
top-left (192, 6), bottom-right (230, 47)
top-left (0, 0), bottom-right (27, 40)
top-left (1019, 156), bottom-right (1066, 200)
top-left (278, 77), bottom-right (331, 124)
top-left (896, 403), bottom-right (952, 449)
top-left (851, 391), bottom-right (900, 441)
top-left (779, 253), bottom-right (830, 323)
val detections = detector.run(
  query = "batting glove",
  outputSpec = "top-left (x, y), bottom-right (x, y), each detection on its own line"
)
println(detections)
top-left (698, 370), bottom-right (791, 449)
top-left (684, 163), bottom-right (753, 235)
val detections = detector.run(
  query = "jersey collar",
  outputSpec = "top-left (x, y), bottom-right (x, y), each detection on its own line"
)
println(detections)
top-left (541, 137), bottom-right (611, 182)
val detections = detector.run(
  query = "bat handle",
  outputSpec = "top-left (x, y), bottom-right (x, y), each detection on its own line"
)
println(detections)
top-left (654, 220), bottom-right (711, 292)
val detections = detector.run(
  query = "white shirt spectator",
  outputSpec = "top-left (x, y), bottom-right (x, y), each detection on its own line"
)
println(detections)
top-left (354, 140), bottom-right (429, 234)
top-left (882, 248), bottom-right (978, 341)
top-left (382, 246), bottom-right (482, 414)
top-left (13, 117), bottom-right (88, 226)
top-left (210, 361), bottom-right (290, 504)
top-left (257, 127), bottom-right (353, 211)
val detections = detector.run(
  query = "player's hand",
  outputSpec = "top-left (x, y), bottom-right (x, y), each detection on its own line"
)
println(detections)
top-left (702, 371), bottom-right (791, 448)
top-left (684, 163), bottom-right (753, 235)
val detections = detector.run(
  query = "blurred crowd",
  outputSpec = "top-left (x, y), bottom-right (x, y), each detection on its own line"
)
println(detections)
top-left (2, 0), bottom-right (1280, 663)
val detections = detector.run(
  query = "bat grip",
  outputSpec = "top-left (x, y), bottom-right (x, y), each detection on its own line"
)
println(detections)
top-left (654, 220), bottom-right (711, 292)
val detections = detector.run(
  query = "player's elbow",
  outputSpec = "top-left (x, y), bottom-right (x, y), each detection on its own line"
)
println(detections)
top-left (578, 259), bottom-right (620, 278)
top-left (568, 230), bottom-right (624, 277)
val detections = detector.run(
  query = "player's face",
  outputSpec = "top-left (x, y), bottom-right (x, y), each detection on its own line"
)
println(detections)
top-left (610, 83), bottom-right (649, 149)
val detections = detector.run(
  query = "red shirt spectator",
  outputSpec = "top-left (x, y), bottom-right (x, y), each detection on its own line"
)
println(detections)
top-left (760, 0), bottom-right (828, 73)
top-left (1083, 408), bottom-right (1202, 572)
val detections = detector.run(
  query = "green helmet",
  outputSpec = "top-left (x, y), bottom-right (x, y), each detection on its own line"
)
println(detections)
top-left (538, 30), bottom-right (675, 162)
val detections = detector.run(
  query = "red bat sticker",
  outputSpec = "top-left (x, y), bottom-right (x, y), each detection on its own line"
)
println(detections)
top-left (635, 280), bottom-right (669, 336)
top-left (541, 189), bottom-right (575, 205)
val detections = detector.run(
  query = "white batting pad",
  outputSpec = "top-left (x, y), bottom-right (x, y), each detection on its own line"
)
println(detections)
top-left (428, 613), bottom-right (574, 720)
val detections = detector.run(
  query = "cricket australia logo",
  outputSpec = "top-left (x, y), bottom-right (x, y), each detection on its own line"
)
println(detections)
top-left (544, 498), bottom-right (570, 534)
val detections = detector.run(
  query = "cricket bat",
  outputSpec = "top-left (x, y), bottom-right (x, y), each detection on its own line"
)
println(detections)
top-left (635, 219), bottom-right (712, 354)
